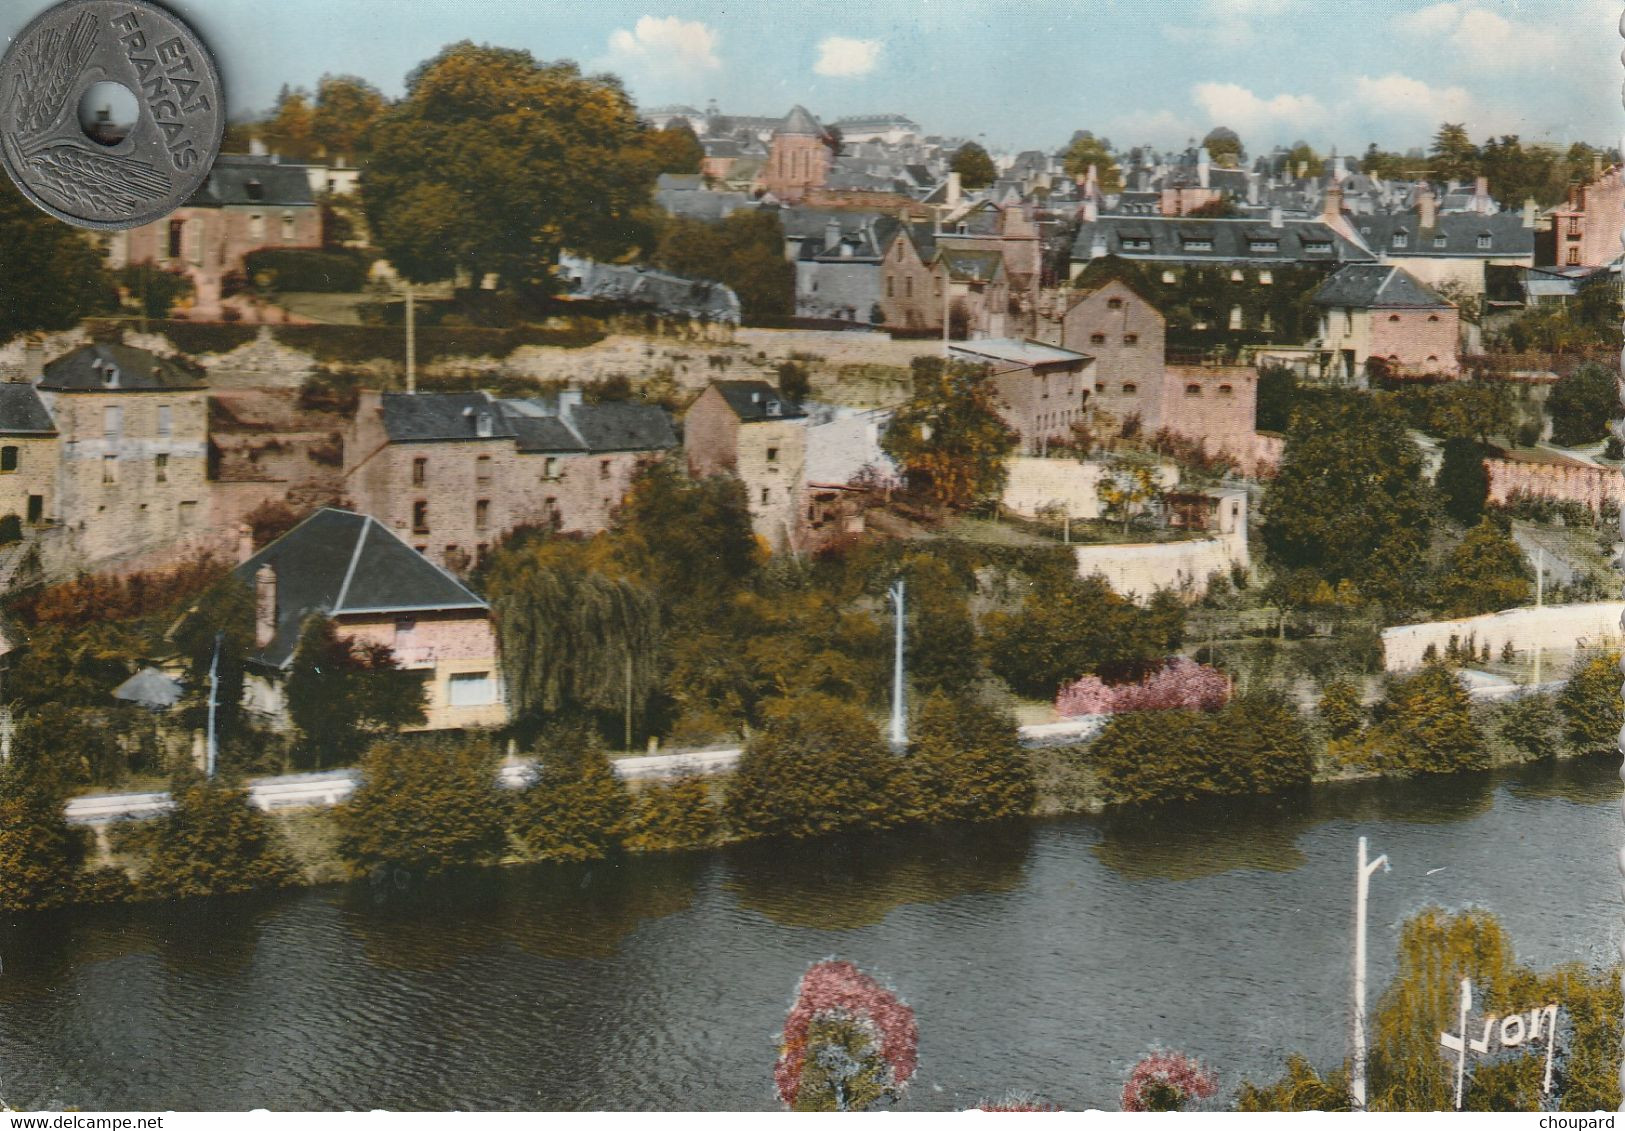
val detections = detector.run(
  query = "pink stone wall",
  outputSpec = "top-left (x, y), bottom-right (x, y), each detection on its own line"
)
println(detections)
top-left (1368, 308), bottom-right (1459, 375)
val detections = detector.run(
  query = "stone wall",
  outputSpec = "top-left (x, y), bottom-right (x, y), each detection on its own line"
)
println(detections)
top-left (1486, 452), bottom-right (1623, 513)
top-left (1072, 524), bottom-right (1248, 604)
top-left (1382, 601), bottom-right (1625, 671)
top-left (1002, 456), bottom-right (1178, 520)
top-left (1368, 307), bottom-right (1459, 374)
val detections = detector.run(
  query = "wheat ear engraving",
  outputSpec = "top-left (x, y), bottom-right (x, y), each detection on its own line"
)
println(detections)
top-left (22, 143), bottom-right (170, 216)
top-left (10, 12), bottom-right (98, 139)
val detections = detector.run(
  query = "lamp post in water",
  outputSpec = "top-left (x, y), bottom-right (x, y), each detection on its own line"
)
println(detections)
top-left (1352, 835), bottom-right (1389, 1111)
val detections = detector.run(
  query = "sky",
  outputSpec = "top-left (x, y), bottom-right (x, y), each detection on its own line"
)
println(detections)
top-left (4, 0), bottom-right (1620, 156)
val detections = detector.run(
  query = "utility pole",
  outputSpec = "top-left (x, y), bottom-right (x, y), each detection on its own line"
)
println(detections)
top-left (1352, 835), bottom-right (1389, 1112)
top-left (942, 272), bottom-right (951, 353)
top-left (205, 631), bottom-right (222, 778)
top-left (1535, 547), bottom-right (1545, 607)
top-left (624, 648), bottom-right (634, 753)
top-left (404, 281), bottom-right (417, 395)
top-left (888, 578), bottom-right (906, 749)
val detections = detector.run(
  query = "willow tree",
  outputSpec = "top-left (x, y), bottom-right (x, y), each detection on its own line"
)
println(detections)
top-left (486, 538), bottom-right (662, 735)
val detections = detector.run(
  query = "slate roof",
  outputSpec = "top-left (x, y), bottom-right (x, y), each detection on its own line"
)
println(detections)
top-left (655, 187), bottom-right (752, 221)
top-left (950, 339), bottom-right (1091, 369)
top-left (1069, 215), bottom-right (1373, 264)
top-left (379, 392), bottom-right (514, 443)
top-left (0, 384), bottom-right (57, 434)
top-left (187, 155), bottom-right (315, 208)
top-left (113, 666), bottom-right (184, 709)
top-left (711, 380), bottom-right (807, 422)
top-left (777, 105), bottom-right (823, 137)
top-left (1312, 264), bottom-right (1451, 308)
top-left (833, 114), bottom-right (920, 131)
top-left (501, 398), bottom-right (677, 453)
top-left (234, 508), bottom-right (487, 670)
top-left (656, 173), bottom-right (705, 191)
top-left (796, 215), bottom-right (901, 262)
top-left (1354, 211), bottom-right (1534, 258)
top-left (39, 343), bottom-right (203, 391)
top-left (567, 261), bottom-right (742, 322)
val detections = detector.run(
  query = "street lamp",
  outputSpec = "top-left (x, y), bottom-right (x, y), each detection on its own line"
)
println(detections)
top-left (888, 578), bottom-right (906, 749)
top-left (1351, 835), bottom-right (1389, 1111)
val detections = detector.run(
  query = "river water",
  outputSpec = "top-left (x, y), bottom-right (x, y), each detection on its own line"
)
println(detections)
top-left (2, 757), bottom-right (1620, 1112)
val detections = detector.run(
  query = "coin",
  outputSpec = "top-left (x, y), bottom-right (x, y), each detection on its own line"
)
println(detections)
top-left (0, 0), bottom-right (223, 229)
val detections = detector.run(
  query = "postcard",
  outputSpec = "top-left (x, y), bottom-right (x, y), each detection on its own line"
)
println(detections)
top-left (0, 0), bottom-right (1621, 1116)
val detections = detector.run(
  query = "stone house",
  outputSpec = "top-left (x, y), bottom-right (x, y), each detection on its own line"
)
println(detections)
top-left (36, 343), bottom-right (212, 568)
top-left (1354, 190), bottom-right (1535, 295)
top-left (235, 508), bottom-right (507, 734)
top-left (876, 220), bottom-right (941, 332)
top-left (345, 390), bottom-right (677, 572)
top-left (1313, 264), bottom-right (1459, 381)
top-left (685, 380), bottom-right (808, 552)
top-left (933, 199), bottom-right (1044, 331)
top-left (1543, 164), bottom-right (1624, 270)
top-left (106, 155), bottom-right (322, 316)
top-left (0, 384), bottom-right (59, 530)
top-left (948, 339), bottom-right (1093, 454)
top-left (1042, 278), bottom-right (1168, 432)
top-left (759, 106), bottom-right (833, 203)
top-left (794, 215), bottom-right (900, 323)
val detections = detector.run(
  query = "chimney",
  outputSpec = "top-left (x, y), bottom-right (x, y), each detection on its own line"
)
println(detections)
top-left (824, 219), bottom-right (841, 253)
top-left (1269, 205), bottom-right (1283, 229)
top-left (1321, 184), bottom-right (1343, 223)
top-left (1419, 185), bottom-right (1437, 231)
top-left (946, 170), bottom-right (962, 208)
top-left (1474, 175), bottom-right (1490, 213)
top-left (21, 337), bottom-right (43, 383)
top-left (1247, 172), bottom-right (1259, 206)
top-left (1086, 163), bottom-right (1099, 190)
top-left (1522, 197), bottom-right (1537, 229)
top-left (254, 564), bottom-right (277, 650)
top-left (557, 388), bottom-right (584, 417)
top-left (236, 523), bottom-right (254, 564)
top-left (1090, 232), bottom-right (1107, 259)
top-left (1297, 160), bottom-right (1307, 179)
top-left (1198, 148), bottom-right (1210, 189)
top-left (1083, 197), bottom-right (1098, 223)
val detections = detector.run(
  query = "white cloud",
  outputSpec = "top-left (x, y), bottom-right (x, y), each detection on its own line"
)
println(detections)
top-left (813, 36), bottom-right (882, 78)
top-left (598, 16), bottom-right (721, 81)
top-left (1353, 74), bottom-right (1475, 127)
top-left (1165, 0), bottom-right (1302, 49)
top-left (1191, 82), bottom-right (1328, 137)
top-left (1394, 2), bottom-right (1564, 69)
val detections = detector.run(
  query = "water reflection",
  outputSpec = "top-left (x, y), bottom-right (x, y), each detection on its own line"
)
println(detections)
top-left (1089, 791), bottom-right (1314, 880)
top-left (723, 822), bottom-right (1031, 929)
top-left (336, 856), bottom-right (703, 969)
top-left (1503, 754), bottom-right (1622, 805)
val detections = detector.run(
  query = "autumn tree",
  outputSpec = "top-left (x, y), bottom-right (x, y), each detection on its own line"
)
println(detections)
top-left (651, 209), bottom-right (793, 322)
top-left (1436, 519), bottom-right (1532, 617)
top-left (949, 142), bottom-right (996, 190)
top-left (1261, 392), bottom-right (1432, 612)
top-left (139, 770), bottom-right (302, 900)
top-left (1317, 677), bottom-right (1365, 740)
top-left (310, 74), bottom-right (388, 161)
top-left (1201, 126), bottom-right (1243, 167)
top-left (512, 724), bottom-right (632, 861)
top-left (0, 177), bottom-right (118, 339)
top-left (0, 758), bottom-right (86, 911)
top-left (1363, 664), bottom-right (1486, 775)
top-left (363, 43), bottom-right (657, 289)
top-left (1557, 648), bottom-right (1622, 754)
top-left (902, 692), bottom-right (1034, 823)
top-left (644, 121), bottom-right (705, 174)
top-left (1061, 132), bottom-right (1122, 192)
top-left (285, 615), bottom-right (427, 767)
top-left (1095, 455), bottom-right (1162, 534)
top-left (882, 357), bottom-right (1018, 509)
top-left (1546, 361), bottom-right (1616, 447)
top-left (624, 774), bottom-right (719, 853)
top-left (262, 84), bottom-right (318, 161)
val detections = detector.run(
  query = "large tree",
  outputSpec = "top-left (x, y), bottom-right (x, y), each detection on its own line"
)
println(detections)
top-left (262, 84), bottom-right (318, 161)
top-left (882, 357), bottom-right (1019, 509)
top-left (140, 771), bottom-right (302, 900)
top-left (310, 74), bottom-right (389, 162)
top-left (1546, 361), bottom-right (1616, 448)
top-left (285, 615), bottom-right (427, 767)
top-left (949, 142), bottom-right (996, 190)
top-left (1436, 519), bottom-right (1532, 618)
top-left (1061, 132), bottom-right (1122, 192)
top-left (643, 121), bottom-right (705, 174)
top-left (652, 209), bottom-right (793, 322)
top-left (1201, 126), bottom-right (1243, 167)
top-left (363, 43), bottom-right (658, 289)
top-left (0, 178), bottom-right (118, 340)
top-left (1429, 122), bottom-right (1479, 184)
top-left (0, 758), bottom-right (85, 911)
top-left (1434, 437), bottom-right (1489, 527)
top-left (1260, 392), bottom-right (1433, 611)
top-left (336, 737), bottom-right (508, 877)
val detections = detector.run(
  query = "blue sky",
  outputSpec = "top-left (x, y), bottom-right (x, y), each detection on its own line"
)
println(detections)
top-left (5, 0), bottom-right (1619, 155)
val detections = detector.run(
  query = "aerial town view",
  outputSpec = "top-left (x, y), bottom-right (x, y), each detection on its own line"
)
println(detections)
top-left (0, 0), bottom-right (1623, 1116)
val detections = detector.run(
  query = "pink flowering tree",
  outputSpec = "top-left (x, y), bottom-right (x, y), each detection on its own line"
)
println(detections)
top-left (1056, 657), bottom-right (1231, 718)
top-left (775, 959), bottom-right (918, 1111)
top-left (1121, 1051), bottom-right (1219, 1112)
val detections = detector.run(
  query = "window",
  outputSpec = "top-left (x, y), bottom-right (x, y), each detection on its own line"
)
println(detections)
top-left (475, 455), bottom-right (492, 485)
top-left (249, 213), bottom-right (265, 240)
top-left (1124, 333), bottom-right (1139, 345)
top-left (1476, 234), bottom-right (1492, 249)
top-left (448, 672), bottom-right (498, 707)
top-left (1568, 217), bottom-right (1582, 237)
top-left (1433, 235), bottom-right (1448, 248)
top-left (905, 277), bottom-right (914, 299)
top-left (766, 446), bottom-right (779, 463)
top-left (542, 456), bottom-right (558, 479)
top-left (886, 276), bottom-right (895, 298)
top-left (1090, 332), bottom-right (1106, 344)
top-left (1427, 355), bottom-right (1439, 363)
top-left (1094, 382), bottom-right (1105, 393)
top-left (1230, 269), bottom-right (1244, 282)
top-left (281, 212), bottom-right (296, 241)
top-left (1122, 383), bottom-right (1138, 394)
top-left (475, 499), bottom-right (489, 530)
top-left (1259, 270), bottom-right (1273, 284)
top-left (476, 543), bottom-right (489, 566)
top-left (760, 486), bottom-right (771, 504)
top-left (178, 500), bottom-right (197, 528)
top-left (1181, 238), bottom-right (1213, 252)
top-left (1228, 305), bottom-right (1243, 330)
top-left (167, 220), bottom-right (184, 259)
top-left (1392, 233), bottom-right (1409, 249)
top-left (412, 500), bottom-right (429, 533)
top-left (1107, 297), bottom-right (1123, 310)
top-left (102, 454), bottom-right (116, 484)
top-left (599, 459), bottom-right (611, 479)
top-left (475, 412), bottom-right (493, 438)
top-left (1186, 384), bottom-right (1203, 397)
top-left (1428, 314), bottom-right (1440, 323)
top-left (1303, 240), bottom-right (1331, 254)
top-left (1388, 314), bottom-right (1401, 322)
top-left (1121, 237), bottom-right (1151, 251)
top-left (157, 405), bottom-right (172, 438)
top-left (155, 453), bottom-right (168, 483)
top-left (414, 545), bottom-right (427, 555)
top-left (412, 457), bottom-right (427, 486)
top-left (1249, 241), bottom-right (1278, 254)
top-left (0, 446), bottom-right (16, 473)
top-left (1568, 247), bottom-right (1581, 266)
top-left (245, 179), bottom-right (264, 201)
top-left (1162, 270), bottom-right (1176, 283)
top-left (1218, 384), bottom-right (1234, 396)
top-left (26, 495), bottom-right (41, 524)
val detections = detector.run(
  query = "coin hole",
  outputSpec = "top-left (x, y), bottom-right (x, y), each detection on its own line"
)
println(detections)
top-left (78, 82), bottom-right (139, 146)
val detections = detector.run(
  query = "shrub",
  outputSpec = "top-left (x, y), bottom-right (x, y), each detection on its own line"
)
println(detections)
top-left (1056, 657), bottom-right (1230, 717)
top-left (623, 775), bottom-right (718, 853)
top-left (1363, 664), bottom-right (1487, 774)
top-left (724, 692), bottom-right (899, 839)
top-left (903, 692), bottom-right (1034, 823)
top-left (0, 760), bottom-right (85, 911)
top-left (1498, 692), bottom-right (1558, 760)
top-left (512, 726), bottom-right (632, 861)
top-left (243, 248), bottom-right (370, 293)
top-left (1557, 649), bottom-right (1622, 754)
top-left (139, 772), bottom-right (301, 900)
top-left (335, 737), bottom-right (508, 877)
top-left (1121, 1051), bottom-right (1218, 1112)
top-left (1318, 678), bottom-right (1365, 740)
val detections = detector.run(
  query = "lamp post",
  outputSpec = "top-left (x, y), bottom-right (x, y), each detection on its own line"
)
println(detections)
top-left (888, 578), bottom-right (906, 749)
top-left (1352, 835), bottom-right (1389, 1111)
top-left (205, 630), bottom-right (222, 778)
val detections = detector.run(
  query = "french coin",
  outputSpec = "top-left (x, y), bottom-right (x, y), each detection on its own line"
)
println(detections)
top-left (0, 0), bottom-right (223, 229)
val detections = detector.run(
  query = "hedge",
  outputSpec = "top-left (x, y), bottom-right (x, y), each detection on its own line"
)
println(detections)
top-left (243, 249), bottom-right (371, 294)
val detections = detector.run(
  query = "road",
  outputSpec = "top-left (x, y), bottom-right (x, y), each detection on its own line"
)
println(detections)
top-left (61, 719), bottom-right (1107, 826)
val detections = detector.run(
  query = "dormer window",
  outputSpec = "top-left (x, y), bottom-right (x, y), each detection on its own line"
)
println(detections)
top-left (102, 364), bottom-right (119, 389)
top-left (1476, 234), bottom-right (1492, 249)
top-left (1181, 237), bottom-right (1213, 252)
top-left (955, 222), bottom-right (968, 234)
top-left (766, 401), bottom-right (782, 417)
top-left (1121, 237), bottom-right (1151, 251)
top-left (246, 179), bottom-right (264, 201)
top-left (1392, 232), bottom-right (1408, 249)
top-left (1303, 240), bottom-right (1331, 254)
top-left (1434, 235), bottom-right (1448, 248)
top-left (1249, 240), bottom-right (1278, 254)
top-left (476, 412), bottom-right (493, 437)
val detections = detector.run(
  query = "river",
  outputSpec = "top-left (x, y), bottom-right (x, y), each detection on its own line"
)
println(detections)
top-left (2, 756), bottom-right (1620, 1112)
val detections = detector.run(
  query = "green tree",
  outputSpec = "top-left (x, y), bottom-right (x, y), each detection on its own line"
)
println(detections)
top-left (285, 615), bottom-right (427, 767)
top-left (1201, 126), bottom-right (1243, 167)
top-left (1260, 392), bottom-right (1432, 611)
top-left (903, 692), bottom-right (1033, 822)
top-left (139, 770), bottom-right (302, 899)
top-left (1428, 123), bottom-right (1479, 184)
top-left (902, 554), bottom-right (980, 695)
top-left (363, 43), bottom-right (656, 288)
top-left (652, 209), bottom-right (794, 322)
top-left (1285, 141), bottom-right (1321, 178)
top-left (1317, 677), bottom-right (1365, 740)
top-left (1255, 364), bottom-right (1297, 433)
top-left (512, 725), bottom-right (632, 861)
top-left (1365, 664), bottom-right (1486, 775)
top-left (1556, 648), bottom-right (1622, 754)
top-left (624, 774), bottom-right (719, 853)
top-left (1221, 688), bottom-right (1315, 793)
top-left (118, 263), bottom-right (194, 320)
top-left (0, 758), bottom-right (86, 911)
top-left (724, 692), bottom-right (898, 839)
top-left (310, 74), bottom-right (388, 161)
top-left (949, 142), bottom-right (996, 189)
top-left (1095, 455), bottom-right (1161, 534)
top-left (1497, 692), bottom-right (1557, 760)
top-left (1237, 1055), bottom-right (1350, 1112)
top-left (335, 737), bottom-right (508, 876)
top-left (1436, 519), bottom-right (1532, 617)
top-left (0, 178), bottom-right (118, 339)
top-left (613, 462), bottom-right (761, 618)
top-left (644, 121), bottom-right (705, 174)
top-left (262, 84), bottom-right (318, 161)
top-left (1546, 361), bottom-right (1616, 447)
top-left (1435, 437), bottom-right (1489, 527)
top-left (1061, 132), bottom-right (1122, 192)
top-left (882, 357), bottom-right (1019, 509)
